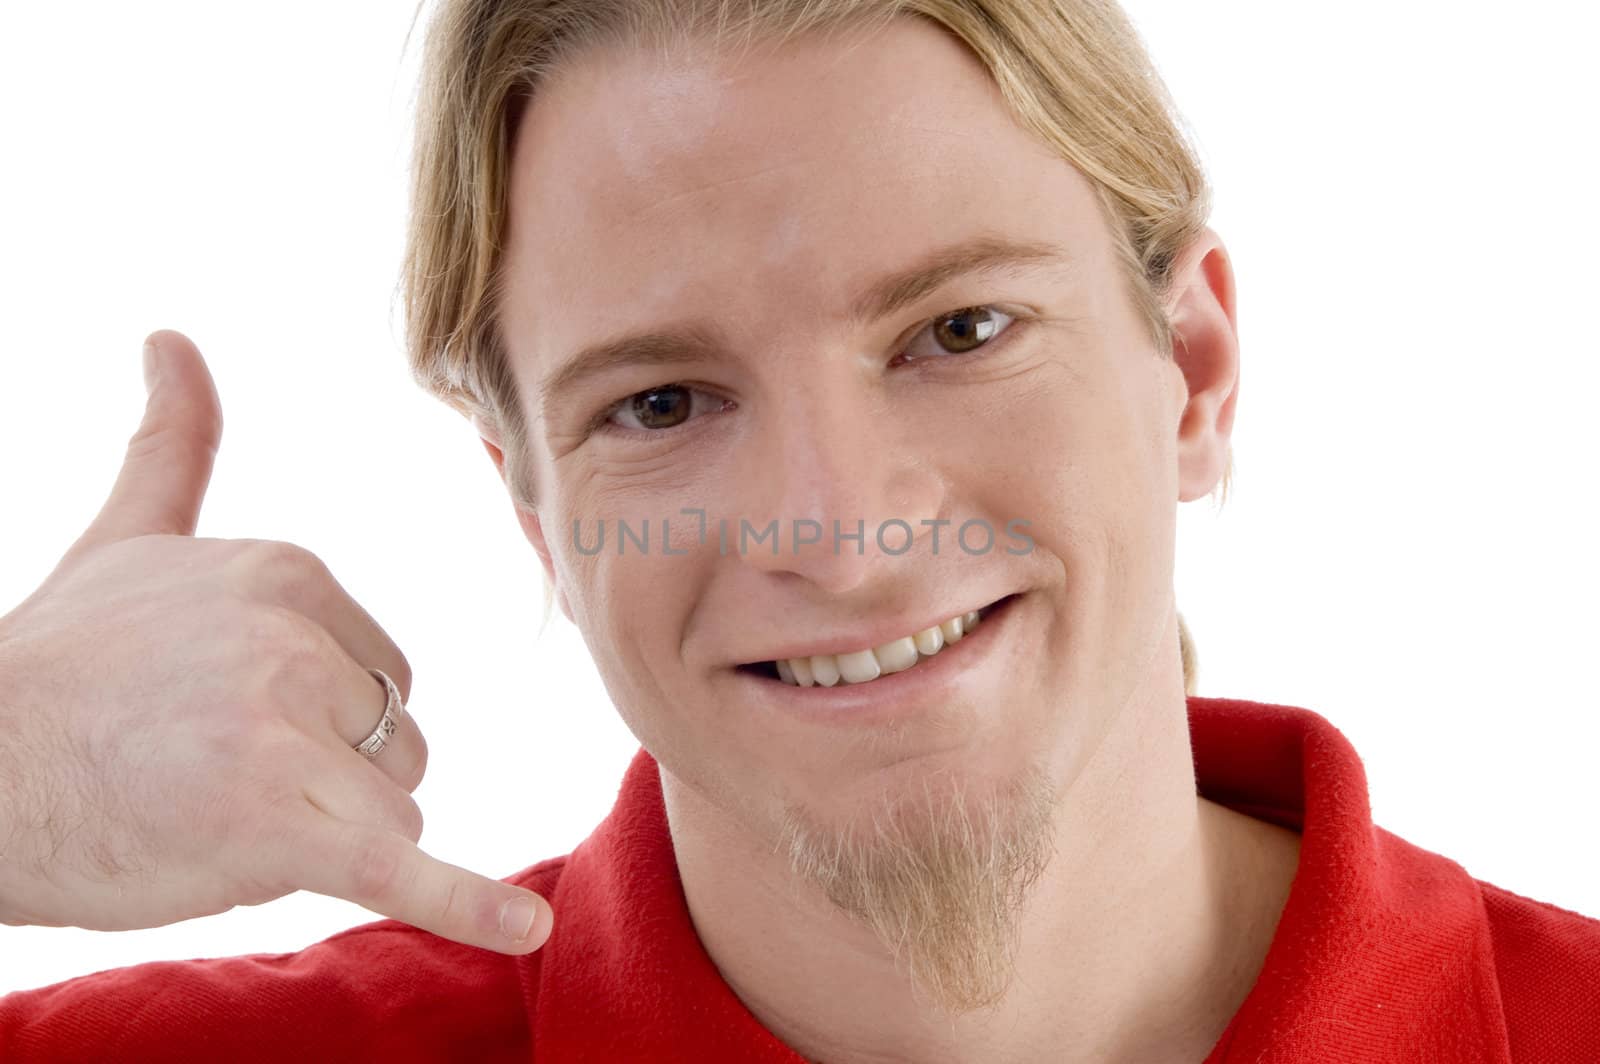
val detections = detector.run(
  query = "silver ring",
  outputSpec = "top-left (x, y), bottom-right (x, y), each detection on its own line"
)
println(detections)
top-left (355, 667), bottom-right (406, 759)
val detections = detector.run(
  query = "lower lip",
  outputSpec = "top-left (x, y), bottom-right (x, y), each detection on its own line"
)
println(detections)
top-left (730, 594), bottom-right (1023, 726)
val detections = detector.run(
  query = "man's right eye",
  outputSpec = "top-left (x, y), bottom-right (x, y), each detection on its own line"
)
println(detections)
top-left (600, 384), bottom-right (732, 435)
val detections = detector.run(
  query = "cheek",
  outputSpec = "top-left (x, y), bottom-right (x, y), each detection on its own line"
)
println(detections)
top-left (966, 364), bottom-right (1107, 513)
top-left (551, 437), bottom-right (754, 552)
top-left (538, 441), bottom-right (734, 660)
top-left (969, 349), bottom-right (1170, 570)
top-left (552, 523), bottom-right (704, 671)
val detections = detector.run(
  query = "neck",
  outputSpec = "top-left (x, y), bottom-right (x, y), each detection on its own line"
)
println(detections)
top-left (663, 619), bottom-right (1300, 1064)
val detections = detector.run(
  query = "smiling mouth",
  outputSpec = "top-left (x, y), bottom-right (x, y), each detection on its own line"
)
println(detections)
top-left (737, 593), bottom-right (1018, 688)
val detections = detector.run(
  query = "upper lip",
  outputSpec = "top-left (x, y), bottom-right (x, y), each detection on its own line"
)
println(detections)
top-left (736, 594), bottom-right (1010, 666)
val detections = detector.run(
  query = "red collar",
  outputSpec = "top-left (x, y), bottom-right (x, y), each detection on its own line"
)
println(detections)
top-left (529, 697), bottom-right (1509, 1062)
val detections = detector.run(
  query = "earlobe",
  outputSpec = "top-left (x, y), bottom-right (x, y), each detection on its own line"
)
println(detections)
top-left (1165, 227), bottom-right (1241, 502)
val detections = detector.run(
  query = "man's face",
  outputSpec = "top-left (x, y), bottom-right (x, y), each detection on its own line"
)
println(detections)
top-left (497, 16), bottom-right (1196, 884)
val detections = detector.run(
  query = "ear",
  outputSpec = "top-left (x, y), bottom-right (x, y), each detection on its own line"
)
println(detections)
top-left (473, 416), bottom-right (575, 624)
top-left (1164, 226), bottom-right (1240, 502)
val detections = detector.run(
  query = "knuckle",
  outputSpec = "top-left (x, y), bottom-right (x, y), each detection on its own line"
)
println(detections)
top-left (347, 826), bottom-right (407, 904)
top-left (395, 794), bottom-right (425, 843)
top-left (126, 419), bottom-right (219, 464)
top-left (268, 609), bottom-right (332, 668)
top-left (232, 540), bottom-right (331, 609)
top-left (235, 601), bottom-right (310, 656)
top-left (406, 797), bottom-right (425, 842)
top-left (348, 600), bottom-right (412, 688)
top-left (400, 731), bottom-right (429, 793)
top-left (438, 876), bottom-right (466, 931)
top-left (230, 608), bottom-right (331, 721)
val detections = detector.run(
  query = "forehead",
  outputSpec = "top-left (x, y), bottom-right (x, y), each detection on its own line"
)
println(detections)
top-left (499, 15), bottom-right (1107, 378)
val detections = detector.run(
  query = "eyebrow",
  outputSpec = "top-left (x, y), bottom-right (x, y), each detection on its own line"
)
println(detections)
top-left (537, 234), bottom-right (1072, 414)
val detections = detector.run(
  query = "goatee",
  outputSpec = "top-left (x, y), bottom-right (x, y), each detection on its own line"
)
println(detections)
top-left (776, 760), bottom-right (1059, 1016)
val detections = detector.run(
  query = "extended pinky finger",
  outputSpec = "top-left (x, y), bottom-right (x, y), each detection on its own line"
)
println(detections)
top-left (288, 812), bottom-right (553, 955)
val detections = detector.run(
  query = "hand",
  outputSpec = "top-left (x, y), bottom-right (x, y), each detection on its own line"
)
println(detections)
top-left (0, 330), bottom-right (552, 955)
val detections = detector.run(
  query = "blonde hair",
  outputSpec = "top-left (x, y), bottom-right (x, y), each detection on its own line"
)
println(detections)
top-left (400, 0), bottom-right (1231, 694)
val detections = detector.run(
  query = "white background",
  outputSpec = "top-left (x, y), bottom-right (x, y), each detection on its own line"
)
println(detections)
top-left (2, 1), bottom-right (1596, 994)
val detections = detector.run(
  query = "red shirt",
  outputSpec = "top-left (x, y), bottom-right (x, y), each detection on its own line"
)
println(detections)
top-left (3, 696), bottom-right (1597, 1062)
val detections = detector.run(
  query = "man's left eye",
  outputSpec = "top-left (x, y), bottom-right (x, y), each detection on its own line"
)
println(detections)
top-left (901, 305), bottom-right (1017, 362)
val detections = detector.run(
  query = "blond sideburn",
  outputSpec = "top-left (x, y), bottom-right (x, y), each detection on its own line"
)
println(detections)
top-left (399, 0), bottom-right (1231, 694)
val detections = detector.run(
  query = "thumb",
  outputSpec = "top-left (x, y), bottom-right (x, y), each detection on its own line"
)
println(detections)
top-left (65, 329), bottom-right (225, 565)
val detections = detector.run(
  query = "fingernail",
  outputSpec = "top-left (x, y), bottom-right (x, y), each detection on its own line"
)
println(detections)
top-left (142, 340), bottom-right (160, 394)
top-left (499, 895), bottom-right (539, 941)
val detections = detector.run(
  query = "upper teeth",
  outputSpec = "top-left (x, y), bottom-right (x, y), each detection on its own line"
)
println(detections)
top-left (773, 609), bottom-right (982, 687)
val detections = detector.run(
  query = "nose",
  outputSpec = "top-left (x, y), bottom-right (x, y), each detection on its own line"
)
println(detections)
top-left (735, 372), bottom-right (944, 594)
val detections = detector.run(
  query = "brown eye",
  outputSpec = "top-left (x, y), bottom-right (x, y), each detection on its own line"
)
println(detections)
top-left (901, 305), bottom-right (1017, 363)
top-left (932, 307), bottom-right (1002, 353)
top-left (627, 386), bottom-right (691, 430)
top-left (603, 383), bottom-right (733, 434)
